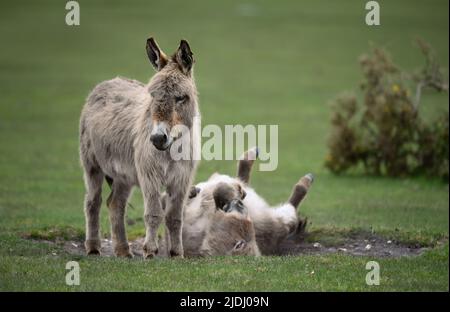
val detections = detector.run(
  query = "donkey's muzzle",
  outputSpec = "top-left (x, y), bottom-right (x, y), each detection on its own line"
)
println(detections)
top-left (223, 199), bottom-right (246, 215)
top-left (150, 132), bottom-right (169, 151)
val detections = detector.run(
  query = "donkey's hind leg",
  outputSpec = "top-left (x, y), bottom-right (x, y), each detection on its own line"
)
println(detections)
top-left (82, 165), bottom-right (104, 255)
top-left (106, 181), bottom-right (133, 258)
top-left (288, 173), bottom-right (314, 208)
top-left (237, 147), bottom-right (259, 184)
top-left (286, 174), bottom-right (314, 238)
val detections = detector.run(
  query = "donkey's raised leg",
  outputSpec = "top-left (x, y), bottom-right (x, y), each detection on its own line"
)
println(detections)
top-left (83, 165), bottom-right (104, 255)
top-left (237, 147), bottom-right (259, 184)
top-left (288, 173), bottom-right (314, 208)
top-left (286, 174), bottom-right (314, 237)
top-left (106, 181), bottom-right (133, 258)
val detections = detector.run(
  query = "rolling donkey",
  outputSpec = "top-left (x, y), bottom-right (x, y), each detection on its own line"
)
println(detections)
top-left (79, 37), bottom-right (199, 258)
top-left (177, 148), bottom-right (313, 256)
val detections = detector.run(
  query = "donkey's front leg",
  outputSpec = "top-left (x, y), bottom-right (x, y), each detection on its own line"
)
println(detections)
top-left (165, 167), bottom-right (192, 258)
top-left (141, 179), bottom-right (164, 259)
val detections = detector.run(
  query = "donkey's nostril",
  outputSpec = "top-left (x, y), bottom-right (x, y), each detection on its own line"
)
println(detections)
top-left (223, 199), bottom-right (246, 214)
top-left (150, 133), bottom-right (168, 150)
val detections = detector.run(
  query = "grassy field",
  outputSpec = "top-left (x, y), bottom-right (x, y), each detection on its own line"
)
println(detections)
top-left (0, 0), bottom-right (448, 291)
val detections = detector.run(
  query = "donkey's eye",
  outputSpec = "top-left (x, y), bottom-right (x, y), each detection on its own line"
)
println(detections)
top-left (175, 95), bottom-right (188, 103)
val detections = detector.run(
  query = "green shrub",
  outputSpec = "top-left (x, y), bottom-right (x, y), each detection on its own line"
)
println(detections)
top-left (325, 41), bottom-right (449, 180)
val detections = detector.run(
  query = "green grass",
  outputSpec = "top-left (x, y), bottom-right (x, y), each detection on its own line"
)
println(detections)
top-left (0, 0), bottom-right (448, 291)
top-left (0, 234), bottom-right (448, 291)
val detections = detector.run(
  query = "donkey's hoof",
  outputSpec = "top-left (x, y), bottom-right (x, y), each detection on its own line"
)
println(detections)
top-left (241, 146), bottom-right (259, 161)
top-left (114, 244), bottom-right (134, 258)
top-left (169, 250), bottom-right (184, 258)
top-left (116, 251), bottom-right (134, 258)
top-left (87, 249), bottom-right (101, 256)
top-left (300, 173), bottom-right (314, 187)
top-left (143, 253), bottom-right (154, 259)
top-left (143, 250), bottom-right (157, 259)
top-left (143, 245), bottom-right (158, 259)
top-left (85, 239), bottom-right (101, 255)
top-left (305, 173), bottom-right (314, 183)
top-left (247, 146), bottom-right (259, 160)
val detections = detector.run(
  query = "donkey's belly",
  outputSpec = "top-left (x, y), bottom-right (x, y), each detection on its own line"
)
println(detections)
top-left (87, 119), bottom-right (139, 185)
top-left (100, 157), bottom-right (139, 186)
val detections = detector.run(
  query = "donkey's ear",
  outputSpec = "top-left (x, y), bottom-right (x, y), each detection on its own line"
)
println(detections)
top-left (146, 37), bottom-right (168, 71)
top-left (175, 39), bottom-right (194, 74)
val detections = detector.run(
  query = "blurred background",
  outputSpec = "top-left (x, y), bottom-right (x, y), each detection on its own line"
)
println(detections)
top-left (0, 0), bottom-right (448, 236)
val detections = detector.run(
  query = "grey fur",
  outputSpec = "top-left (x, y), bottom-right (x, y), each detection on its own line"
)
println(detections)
top-left (79, 38), bottom-right (199, 258)
top-left (179, 183), bottom-right (261, 257)
top-left (179, 148), bottom-right (313, 256)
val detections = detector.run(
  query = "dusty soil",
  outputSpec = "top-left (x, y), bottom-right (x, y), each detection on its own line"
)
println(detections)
top-left (36, 231), bottom-right (436, 259)
top-left (278, 234), bottom-right (431, 258)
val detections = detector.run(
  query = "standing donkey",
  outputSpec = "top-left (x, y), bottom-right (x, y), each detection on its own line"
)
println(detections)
top-left (79, 37), bottom-right (199, 258)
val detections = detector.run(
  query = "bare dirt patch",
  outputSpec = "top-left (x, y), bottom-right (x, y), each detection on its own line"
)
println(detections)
top-left (30, 230), bottom-right (445, 259)
top-left (279, 233), bottom-right (432, 258)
